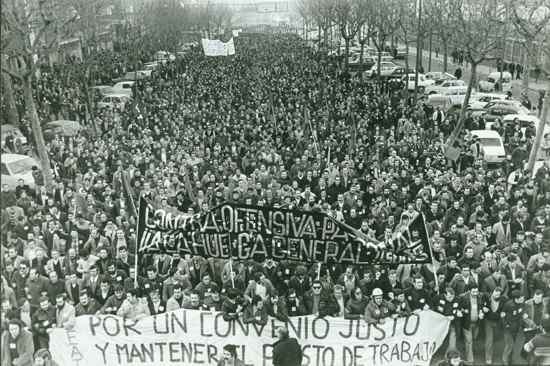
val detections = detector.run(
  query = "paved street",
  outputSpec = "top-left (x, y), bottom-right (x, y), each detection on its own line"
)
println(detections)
top-left (397, 46), bottom-right (548, 108)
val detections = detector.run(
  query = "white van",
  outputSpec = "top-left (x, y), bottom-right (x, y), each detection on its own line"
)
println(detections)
top-left (478, 72), bottom-right (512, 93)
top-left (112, 81), bottom-right (134, 96)
top-left (471, 130), bottom-right (507, 164)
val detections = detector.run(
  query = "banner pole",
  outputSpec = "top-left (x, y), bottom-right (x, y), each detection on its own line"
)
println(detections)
top-left (134, 196), bottom-right (141, 289)
top-left (422, 213), bottom-right (439, 294)
top-left (316, 262), bottom-right (321, 281)
top-left (229, 240), bottom-right (235, 288)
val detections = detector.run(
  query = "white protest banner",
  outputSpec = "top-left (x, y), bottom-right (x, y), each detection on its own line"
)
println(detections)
top-left (201, 38), bottom-right (225, 56)
top-left (50, 310), bottom-right (449, 366)
top-left (225, 38), bottom-right (235, 56)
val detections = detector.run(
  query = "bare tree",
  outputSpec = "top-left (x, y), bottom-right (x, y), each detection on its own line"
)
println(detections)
top-left (311, 0), bottom-right (335, 51)
top-left (334, 0), bottom-right (366, 70)
top-left (527, 35), bottom-right (550, 172)
top-left (427, 0), bottom-right (454, 72)
top-left (1, 56), bottom-right (19, 125)
top-left (1, 0), bottom-right (77, 190)
top-left (395, 0), bottom-right (416, 94)
top-left (66, 0), bottom-right (112, 59)
top-left (357, 0), bottom-right (376, 74)
top-left (295, 0), bottom-right (312, 40)
top-left (446, 0), bottom-right (508, 147)
top-left (508, 0), bottom-right (550, 91)
top-left (371, 0), bottom-right (400, 80)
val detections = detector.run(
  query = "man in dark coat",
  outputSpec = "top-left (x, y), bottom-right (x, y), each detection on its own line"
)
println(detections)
top-left (272, 327), bottom-right (303, 366)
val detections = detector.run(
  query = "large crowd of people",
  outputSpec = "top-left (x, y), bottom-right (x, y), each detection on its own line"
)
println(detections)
top-left (1, 31), bottom-right (550, 366)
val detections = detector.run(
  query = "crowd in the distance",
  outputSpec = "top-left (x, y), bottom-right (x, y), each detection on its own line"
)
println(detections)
top-left (1, 30), bottom-right (550, 366)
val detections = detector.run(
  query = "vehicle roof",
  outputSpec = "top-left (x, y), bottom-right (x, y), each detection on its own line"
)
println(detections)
top-left (426, 71), bottom-right (456, 78)
top-left (471, 130), bottom-right (502, 138)
top-left (103, 93), bottom-right (131, 98)
top-left (488, 71), bottom-right (512, 78)
top-left (502, 114), bottom-right (540, 122)
top-left (114, 81), bottom-right (135, 84)
top-left (1, 153), bottom-right (35, 163)
top-left (1, 124), bottom-right (22, 131)
top-left (472, 92), bottom-right (507, 99)
top-left (44, 120), bottom-right (81, 129)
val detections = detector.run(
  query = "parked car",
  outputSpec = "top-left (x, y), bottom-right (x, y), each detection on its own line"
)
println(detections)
top-left (365, 62), bottom-right (398, 78)
top-left (426, 95), bottom-right (454, 113)
top-left (97, 94), bottom-right (132, 111)
top-left (478, 102), bottom-right (531, 122)
top-left (468, 93), bottom-right (508, 110)
top-left (425, 79), bottom-right (466, 95)
top-left (385, 67), bottom-right (415, 80)
top-left (42, 120), bottom-right (82, 141)
top-left (1, 153), bottom-right (40, 190)
top-left (425, 71), bottom-right (457, 85)
top-left (112, 71), bottom-right (148, 84)
top-left (470, 130), bottom-right (507, 164)
top-left (143, 62), bottom-right (159, 71)
top-left (111, 81), bottom-right (135, 96)
top-left (154, 51), bottom-right (176, 64)
top-left (395, 46), bottom-right (407, 59)
top-left (401, 73), bottom-right (435, 92)
top-left (348, 54), bottom-right (374, 71)
top-left (478, 71), bottom-right (513, 93)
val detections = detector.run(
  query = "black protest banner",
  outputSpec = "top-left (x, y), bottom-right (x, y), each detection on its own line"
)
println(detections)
top-left (391, 213), bottom-right (432, 263)
top-left (137, 197), bottom-right (433, 265)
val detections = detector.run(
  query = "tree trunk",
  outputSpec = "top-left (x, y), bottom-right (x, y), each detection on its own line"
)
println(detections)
top-left (527, 86), bottom-right (549, 173)
top-left (443, 42), bottom-right (448, 72)
top-left (1, 71), bottom-right (19, 125)
top-left (359, 41), bottom-right (365, 76)
top-left (23, 76), bottom-right (54, 190)
top-left (522, 46), bottom-right (531, 92)
top-left (428, 32), bottom-right (433, 72)
top-left (344, 37), bottom-right (350, 70)
top-left (404, 42), bottom-right (410, 98)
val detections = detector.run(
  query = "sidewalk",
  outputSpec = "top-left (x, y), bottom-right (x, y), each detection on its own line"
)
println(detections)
top-left (399, 45), bottom-right (548, 97)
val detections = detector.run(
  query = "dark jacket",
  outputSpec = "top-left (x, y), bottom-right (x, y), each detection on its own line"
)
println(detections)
top-left (272, 337), bottom-right (303, 366)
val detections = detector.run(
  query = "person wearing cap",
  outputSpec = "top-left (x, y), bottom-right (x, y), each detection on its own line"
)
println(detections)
top-left (523, 317), bottom-right (550, 365)
top-left (1, 318), bottom-right (34, 366)
top-left (365, 288), bottom-right (393, 325)
top-left (99, 284), bottom-right (126, 315)
top-left (502, 289), bottom-right (528, 365)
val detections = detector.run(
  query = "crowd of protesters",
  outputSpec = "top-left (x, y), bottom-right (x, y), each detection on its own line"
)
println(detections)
top-left (1, 30), bottom-right (550, 366)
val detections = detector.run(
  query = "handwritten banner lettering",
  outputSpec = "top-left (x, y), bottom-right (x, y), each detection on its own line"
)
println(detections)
top-left (50, 310), bottom-right (450, 366)
top-left (136, 199), bottom-right (433, 265)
